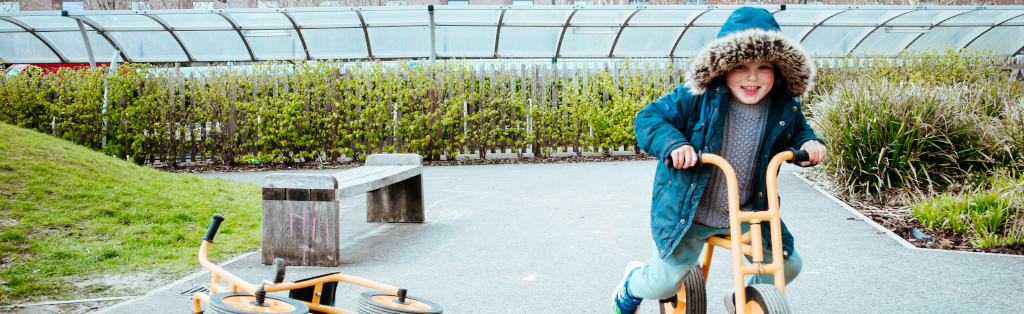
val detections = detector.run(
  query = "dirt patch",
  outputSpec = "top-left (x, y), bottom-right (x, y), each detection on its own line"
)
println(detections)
top-left (0, 299), bottom-right (123, 314)
top-left (154, 153), bottom-right (658, 174)
top-left (72, 271), bottom-right (168, 296)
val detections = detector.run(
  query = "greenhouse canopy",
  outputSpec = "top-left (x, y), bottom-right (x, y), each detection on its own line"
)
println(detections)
top-left (2, 5), bottom-right (1024, 64)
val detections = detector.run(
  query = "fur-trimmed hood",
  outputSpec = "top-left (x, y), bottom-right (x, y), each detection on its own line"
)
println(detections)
top-left (684, 7), bottom-right (815, 97)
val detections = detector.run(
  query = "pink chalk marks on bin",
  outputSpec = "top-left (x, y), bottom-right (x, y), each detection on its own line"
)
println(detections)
top-left (288, 203), bottom-right (332, 247)
top-left (298, 245), bottom-right (315, 265)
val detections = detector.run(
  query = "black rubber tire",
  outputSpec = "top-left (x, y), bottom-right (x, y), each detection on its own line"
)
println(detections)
top-left (206, 292), bottom-right (310, 314)
top-left (743, 284), bottom-right (791, 314)
top-left (659, 263), bottom-right (707, 314)
top-left (357, 291), bottom-right (443, 314)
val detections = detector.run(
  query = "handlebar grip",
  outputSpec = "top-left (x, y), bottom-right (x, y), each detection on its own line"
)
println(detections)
top-left (202, 214), bottom-right (225, 243)
top-left (662, 150), bottom-right (702, 169)
top-left (785, 148), bottom-right (810, 164)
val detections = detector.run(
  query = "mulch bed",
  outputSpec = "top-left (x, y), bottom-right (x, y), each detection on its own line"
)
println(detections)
top-left (152, 153), bottom-right (658, 174)
top-left (861, 210), bottom-right (1024, 255)
top-left (804, 173), bottom-right (1024, 256)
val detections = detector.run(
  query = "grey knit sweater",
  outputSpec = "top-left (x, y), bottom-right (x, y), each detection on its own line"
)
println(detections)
top-left (693, 96), bottom-right (770, 228)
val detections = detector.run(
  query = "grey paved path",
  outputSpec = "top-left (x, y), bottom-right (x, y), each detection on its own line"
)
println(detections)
top-left (105, 161), bottom-right (1024, 314)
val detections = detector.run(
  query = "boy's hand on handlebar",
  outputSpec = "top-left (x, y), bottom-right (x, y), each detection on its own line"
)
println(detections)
top-left (799, 140), bottom-right (826, 167)
top-left (671, 145), bottom-right (699, 169)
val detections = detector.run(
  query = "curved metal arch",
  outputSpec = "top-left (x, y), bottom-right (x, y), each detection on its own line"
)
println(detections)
top-left (959, 12), bottom-right (1024, 51)
top-left (0, 16), bottom-right (68, 63)
top-left (143, 14), bottom-right (195, 62)
top-left (70, 16), bottom-right (131, 62)
top-left (354, 10), bottom-right (374, 59)
top-left (553, 8), bottom-right (580, 59)
top-left (898, 9), bottom-right (976, 55)
top-left (281, 12), bottom-right (311, 60)
top-left (668, 9), bottom-right (710, 58)
top-left (492, 7), bottom-right (506, 58)
top-left (797, 9), bottom-right (849, 43)
top-left (607, 8), bottom-right (641, 58)
top-left (846, 9), bottom-right (917, 55)
top-left (215, 12), bottom-right (256, 62)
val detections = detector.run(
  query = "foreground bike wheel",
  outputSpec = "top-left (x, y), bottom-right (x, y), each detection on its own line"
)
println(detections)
top-left (739, 284), bottom-right (791, 314)
top-left (357, 291), bottom-right (443, 314)
top-left (659, 263), bottom-right (707, 314)
top-left (206, 292), bottom-right (310, 314)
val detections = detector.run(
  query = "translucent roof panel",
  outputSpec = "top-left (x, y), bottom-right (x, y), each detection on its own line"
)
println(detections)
top-left (109, 31), bottom-right (189, 62)
top-left (290, 12), bottom-right (362, 28)
top-left (228, 13), bottom-right (293, 29)
top-left (11, 16), bottom-right (83, 31)
top-left (822, 10), bottom-right (910, 26)
top-left (772, 9), bottom-right (844, 26)
top-left (939, 10), bottom-right (1024, 26)
top-left (612, 27), bottom-right (682, 58)
top-left (86, 15), bottom-right (164, 31)
top-left (627, 10), bottom-right (704, 26)
top-left (568, 10), bottom-right (634, 27)
top-left (673, 27), bottom-right (717, 56)
top-left (501, 10), bottom-right (571, 26)
top-left (0, 32), bottom-right (60, 62)
top-left (436, 26), bottom-right (495, 58)
top-left (780, 26), bottom-right (810, 41)
top-left (360, 10), bottom-right (429, 27)
top-left (157, 14), bottom-right (233, 30)
top-left (0, 19), bottom-right (21, 32)
top-left (497, 26), bottom-right (560, 57)
top-left (907, 26), bottom-right (987, 51)
top-left (301, 28), bottom-right (369, 59)
top-left (434, 9), bottom-right (500, 26)
top-left (852, 27), bottom-right (919, 56)
top-left (965, 27), bottom-right (1024, 55)
top-left (39, 31), bottom-right (117, 63)
top-left (176, 31), bottom-right (250, 61)
top-left (691, 10), bottom-right (732, 26)
top-left (1004, 14), bottom-right (1024, 26)
top-left (803, 27), bottom-right (873, 55)
top-left (246, 29), bottom-right (305, 60)
top-left (885, 10), bottom-right (970, 26)
top-left (367, 26), bottom-right (429, 58)
top-left (559, 27), bottom-right (618, 57)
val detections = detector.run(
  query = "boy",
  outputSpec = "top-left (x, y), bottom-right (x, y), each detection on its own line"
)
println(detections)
top-left (612, 7), bottom-right (827, 314)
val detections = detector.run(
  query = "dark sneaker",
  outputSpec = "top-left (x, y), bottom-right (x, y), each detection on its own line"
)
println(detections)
top-left (612, 261), bottom-right (646, 314)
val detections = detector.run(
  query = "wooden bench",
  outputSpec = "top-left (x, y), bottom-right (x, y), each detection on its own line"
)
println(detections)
top-left (260, 154), bottom-right (425, 266)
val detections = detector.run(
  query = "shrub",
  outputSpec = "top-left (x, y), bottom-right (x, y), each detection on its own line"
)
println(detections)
top-left (810, 78), bottom-right (1023, 196)
top-left (910, 174), bottom-right (1024, 248)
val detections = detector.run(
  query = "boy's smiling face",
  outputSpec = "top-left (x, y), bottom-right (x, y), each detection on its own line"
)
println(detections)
top-left (726, 61), bottom-right (775, 105)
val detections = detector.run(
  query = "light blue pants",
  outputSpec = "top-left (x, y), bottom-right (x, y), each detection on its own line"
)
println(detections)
top-left (627, 222), bottom-right (803, 300)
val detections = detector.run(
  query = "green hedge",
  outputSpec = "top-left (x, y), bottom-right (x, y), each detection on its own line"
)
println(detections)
top-left (0, 60), bottom-right (679, 165)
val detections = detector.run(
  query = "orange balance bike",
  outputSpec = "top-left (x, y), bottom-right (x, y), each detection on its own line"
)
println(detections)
top-left (191, 214), bottom-right (443, 314)
top-left (659, 148), bottom-right (809, 314)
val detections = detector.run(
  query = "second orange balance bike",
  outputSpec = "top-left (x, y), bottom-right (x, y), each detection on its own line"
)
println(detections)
top-left (659, 148), bottom-right (809, 314)
top-left (191, 214), bottom-right (443, 314)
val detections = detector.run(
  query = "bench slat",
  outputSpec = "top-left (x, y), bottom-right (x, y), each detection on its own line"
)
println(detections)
top-left (333, 166), bottom-right (400, 183)
top-left (333, 165), bottom-right (422, 200)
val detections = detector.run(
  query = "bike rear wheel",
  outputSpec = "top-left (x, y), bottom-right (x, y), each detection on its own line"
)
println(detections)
top-left (659, 263), bottom-right (707, 314)
top-left (357, 291), bottom-right (443, 314)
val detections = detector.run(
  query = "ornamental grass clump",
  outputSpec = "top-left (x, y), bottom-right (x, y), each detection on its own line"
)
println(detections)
top-left (810, 78), bottom-right (1024, 197)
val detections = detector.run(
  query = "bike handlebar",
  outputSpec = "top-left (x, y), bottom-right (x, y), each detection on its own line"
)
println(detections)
top-left (202, 214), bottom-right (225, 243)
top-left (662, 147), bottom-right (809, 169)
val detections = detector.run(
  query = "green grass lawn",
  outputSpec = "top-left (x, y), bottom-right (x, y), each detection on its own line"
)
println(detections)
top-left (0, 122), bottom-right (262, 305)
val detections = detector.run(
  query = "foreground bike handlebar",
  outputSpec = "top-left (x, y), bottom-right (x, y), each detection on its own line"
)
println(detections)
top-left (202, 213), bottom-right (225, 243)
top-left (662, 147), bottom-right (810, 169)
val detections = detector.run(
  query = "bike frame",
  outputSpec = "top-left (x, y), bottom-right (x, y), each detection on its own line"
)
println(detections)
top-left (699, 151), bottom-right (792, 314)
top-left (192, 240), bottom-right (401, 314)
